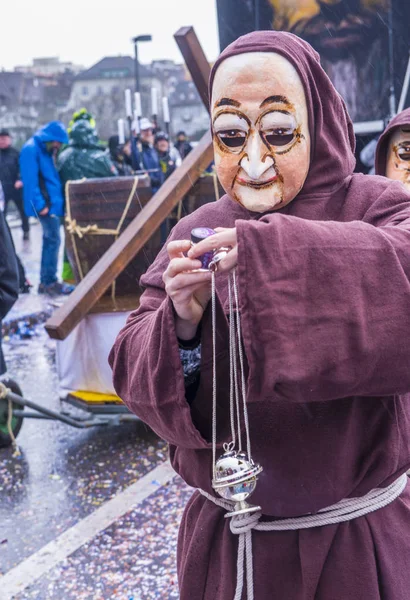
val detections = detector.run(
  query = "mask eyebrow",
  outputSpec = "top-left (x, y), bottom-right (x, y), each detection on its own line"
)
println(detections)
top-left (214, 97), bottom-right (241, 108)
top-left (259, 95), bottom-right (294, 109)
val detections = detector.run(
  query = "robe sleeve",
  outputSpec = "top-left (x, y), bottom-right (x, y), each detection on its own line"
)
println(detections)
top-left (236, 191), bottom-right (410, 402)
top-left (109, 278), bottom-right (231, 447)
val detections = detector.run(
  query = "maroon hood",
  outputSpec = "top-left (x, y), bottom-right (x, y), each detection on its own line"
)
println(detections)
top-left (209, 30), bottom-right (356, 197)
top-left (375, 108), bottom-right (410, 176)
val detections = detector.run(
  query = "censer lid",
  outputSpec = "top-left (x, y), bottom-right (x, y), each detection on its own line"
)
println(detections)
top-left (191, 227), bottom-right (216, 244)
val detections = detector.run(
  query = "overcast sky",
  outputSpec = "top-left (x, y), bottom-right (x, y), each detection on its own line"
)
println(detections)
top-left (0, 0), bottom-right (220, 70)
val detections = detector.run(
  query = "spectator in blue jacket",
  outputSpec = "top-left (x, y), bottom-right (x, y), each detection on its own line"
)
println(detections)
top-left (131, 118), bottom-right (166, 240)
top-left (131, 118), bottom-right (164, 193)
top-left (20, 121), bottom-right (72, 296)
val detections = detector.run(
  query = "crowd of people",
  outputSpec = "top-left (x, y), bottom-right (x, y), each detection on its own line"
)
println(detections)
top-left (0, 112), bottom-right (193, 299)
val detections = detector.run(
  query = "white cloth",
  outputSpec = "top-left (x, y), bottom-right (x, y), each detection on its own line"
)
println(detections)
top-left (170, 145), bottom-right (182, 167)
top-left (56, 311), bottom-right (131, 396)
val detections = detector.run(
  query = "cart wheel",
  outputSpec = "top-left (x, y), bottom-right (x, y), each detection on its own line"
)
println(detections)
top-left (0, 379), bottom-right (24, 448)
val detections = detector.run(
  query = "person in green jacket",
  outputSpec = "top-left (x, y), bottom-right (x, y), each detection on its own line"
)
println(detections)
top-left (57, 118), bottom-right (117, 183)
top-left (57, 115), bottom-right (117, 283)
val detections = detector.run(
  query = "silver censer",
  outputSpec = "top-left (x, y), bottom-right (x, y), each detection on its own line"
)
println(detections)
top-left (212, 445), bottom-right (263, 518)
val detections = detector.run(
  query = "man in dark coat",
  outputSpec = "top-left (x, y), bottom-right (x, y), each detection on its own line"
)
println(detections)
top-left (174, 131), bottom-right (193, 160)
top-left (0, 130), bottom-right (29, 239)
top-left (0, 210), bottom-right (19, 376)
top-left (108, 136), bottom-right (133, 176)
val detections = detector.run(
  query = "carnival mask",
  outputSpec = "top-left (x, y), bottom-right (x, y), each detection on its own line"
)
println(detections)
top-left (386, 129), bottom-right (410, 190)
top-left (211, 52), bottom-right (310, 213)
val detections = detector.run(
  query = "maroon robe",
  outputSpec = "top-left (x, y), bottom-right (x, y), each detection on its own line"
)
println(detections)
top-left (110, 32), bottom-right (410, 599)
top-left (375, 107), bottom-right (410, 176)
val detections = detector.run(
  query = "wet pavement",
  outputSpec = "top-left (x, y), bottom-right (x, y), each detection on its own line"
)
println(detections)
top-left (1, 215), bottom-right (192, 599)
top-left (12, 476), bottom-right (192, 600)
top-left (3, 217), bottom-right (64, 335)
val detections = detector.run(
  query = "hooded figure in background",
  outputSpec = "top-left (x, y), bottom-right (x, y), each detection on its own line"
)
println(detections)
top-left (110, 31), bottom-right (410, 599)
top-left (20, 121), bottom-right (73, 295)
top-left (20, 121), bottom-right (68, 219)
top-left (375, 107), bottom-right (410, 189)
top-left (56, 118), bottom-right (117, 286)
top-left (57, 119), bottom-right (117, 184)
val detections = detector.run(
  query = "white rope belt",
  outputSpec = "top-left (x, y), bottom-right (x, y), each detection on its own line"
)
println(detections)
top-left (199, 473), bottom-right (408, 600)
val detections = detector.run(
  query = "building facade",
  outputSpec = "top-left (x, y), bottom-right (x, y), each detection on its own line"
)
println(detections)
top-left (63, 56), bottom-right (209, 140)
top-left (169, 80), bottom-right (210, 139)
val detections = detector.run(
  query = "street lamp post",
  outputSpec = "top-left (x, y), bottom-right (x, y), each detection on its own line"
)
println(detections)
top-left (254, 0), bottom-right (260, 30)
top-left (132, 34), bottom-right (152, 93)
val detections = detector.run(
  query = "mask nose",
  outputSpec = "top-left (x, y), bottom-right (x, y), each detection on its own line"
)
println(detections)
top-left (239, 131), bottom-right (275, 180)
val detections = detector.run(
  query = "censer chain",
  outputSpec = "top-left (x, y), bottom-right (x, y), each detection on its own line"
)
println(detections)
top-left (212, 270), bottom-right (217, 478)
top-left (228, 275), bottom-right (240, 451)
top-left (232, 270), bottom-right (252, 459)
top-left (211, 269), bottom-right (253, 478)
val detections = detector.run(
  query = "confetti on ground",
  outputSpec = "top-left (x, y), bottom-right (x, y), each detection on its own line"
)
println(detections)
top-left (12, 476), bottom-right (193, 600)
top-left (0, 319), bottom-right (168, 574)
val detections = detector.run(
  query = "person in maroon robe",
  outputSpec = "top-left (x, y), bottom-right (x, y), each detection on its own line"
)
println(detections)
top-left (375, 107), bottom-right (410, 190)
top-left (110, 31), bottom-right (410, 599)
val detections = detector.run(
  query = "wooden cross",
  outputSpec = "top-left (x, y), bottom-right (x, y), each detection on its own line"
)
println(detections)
top-left (46, 27), bottom-right (213, 340)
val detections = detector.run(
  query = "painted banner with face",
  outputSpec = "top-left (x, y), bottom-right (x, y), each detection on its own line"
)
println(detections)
top-left (216, 0), bottom-right (410, 124)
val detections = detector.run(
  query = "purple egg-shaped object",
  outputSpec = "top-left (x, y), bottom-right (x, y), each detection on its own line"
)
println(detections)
top-left (191, 227), bottom-right (216, 269)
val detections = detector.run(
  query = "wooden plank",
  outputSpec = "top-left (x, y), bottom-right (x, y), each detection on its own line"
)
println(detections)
top-left (45, 131), bottom-right (214, 340)
top-left (88, 294), bottom-right (142, 315)
top-left (174, 27), bottom-right (211, 112)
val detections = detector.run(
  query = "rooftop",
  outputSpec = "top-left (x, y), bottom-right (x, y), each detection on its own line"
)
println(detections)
top-left (75, 56), bottom-right (152, 81)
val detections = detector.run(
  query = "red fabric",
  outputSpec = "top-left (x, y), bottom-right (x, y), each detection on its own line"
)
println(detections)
top-left (110, 31), bottom-right (410, 599)
top-left (375, 107), bottom-right (410, 175)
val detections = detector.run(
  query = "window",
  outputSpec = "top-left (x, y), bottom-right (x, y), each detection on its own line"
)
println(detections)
top-left (100, 69), bottom-right (130, 78)
top-left (82, 86), bottom-right (88, 96)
